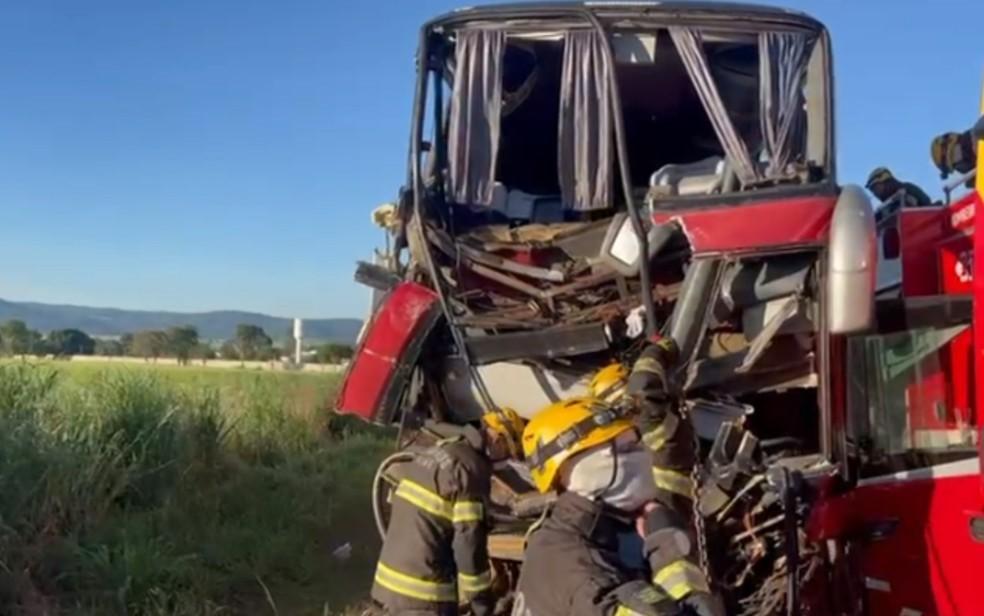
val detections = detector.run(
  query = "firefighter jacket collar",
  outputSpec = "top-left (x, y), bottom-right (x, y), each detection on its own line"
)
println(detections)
top-left (551, 492), bottom-right (629, 548)
top-left (460, 424), bottom-right (486, 450)
top-left (421, 420), bottom-right (486, 451)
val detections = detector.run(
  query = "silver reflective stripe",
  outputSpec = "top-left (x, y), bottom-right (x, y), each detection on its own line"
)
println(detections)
top-left (653, 559), bottom-right (709, 599)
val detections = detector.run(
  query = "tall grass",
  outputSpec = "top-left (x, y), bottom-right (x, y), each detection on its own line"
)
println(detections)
top-left (0, 363), bottom-right (392, 615)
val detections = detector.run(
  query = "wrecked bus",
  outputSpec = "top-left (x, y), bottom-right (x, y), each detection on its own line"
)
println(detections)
top-left (338, 3), bottom-right (984, 614)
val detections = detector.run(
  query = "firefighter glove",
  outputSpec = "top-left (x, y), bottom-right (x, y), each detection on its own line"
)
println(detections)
top-left (640, 506), bottom-right (691, 569)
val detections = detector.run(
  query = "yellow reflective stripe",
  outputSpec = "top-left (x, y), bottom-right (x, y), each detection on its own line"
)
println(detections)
top-left (652, 467), bottom-right (694, 499)
top-left (395, 479), bottom-right (453, 520)
top-left (632, 357), bottom-right (664, 376)
top-left (375, 562), bottom-right (456, 602)
top-left (453, 500), bottom-right (484, 523)
top-left (642, 424), bottom-right (670, 451)
top-left (652, 560), bottom-right (709, 600)
top-left (615, 606), bottom-right (646, 616)
top-left (457, 569), bottom-right (492, 594)
top-left (394, 480), bottom-right (484, 524)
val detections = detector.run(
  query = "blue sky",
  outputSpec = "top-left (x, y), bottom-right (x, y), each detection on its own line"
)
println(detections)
top-left (0, 1), bottom-right (981, 319)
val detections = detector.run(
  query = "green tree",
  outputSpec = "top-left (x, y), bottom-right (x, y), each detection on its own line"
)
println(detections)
top-left (165, 325), bottom-right (199, 365)
top-left (95, 338), bottom-right (125, 356)
top-left (234, 324), bottom-right (273, 361)
top-left (120, 332), bottom-right (135, 356)
top-left (25, 330), bottom-right (46, 356)
top-left (195, 343), bottom-right (216, 363)
top-left (47, 329), bottom-right (96, 356)
top-left (219, 340), bottom-right (240, 361)
top-left (131, 330), bottom-right (167, 361)
top-left (315, 343), bottom-right (354, 364)
top-left (1, 320), bottom-right (32, 355)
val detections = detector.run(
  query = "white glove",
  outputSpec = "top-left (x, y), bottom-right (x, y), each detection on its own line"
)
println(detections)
top-left (625, 306), bottom-right (646, 339)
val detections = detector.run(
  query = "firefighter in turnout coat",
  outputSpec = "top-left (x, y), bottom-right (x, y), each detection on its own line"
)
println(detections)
top-left (584, 337), bottom-right (722, 613)
top-left (371, 409), bottom-right (524, 616)
top-left (589, 338), bottom-right (699, 518)
top-left (514, 398), bottom-right (723, 616)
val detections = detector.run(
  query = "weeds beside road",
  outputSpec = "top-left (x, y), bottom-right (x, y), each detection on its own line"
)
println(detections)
top-left (0, 362), bottom-right (391, 615)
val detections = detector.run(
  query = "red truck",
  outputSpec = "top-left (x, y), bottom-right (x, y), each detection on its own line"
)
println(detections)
top-left (338, 3), bottom-right (984, 614)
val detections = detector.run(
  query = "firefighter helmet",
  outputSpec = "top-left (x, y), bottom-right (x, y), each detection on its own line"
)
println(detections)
top-left (865, 167), bottom-right (894, 190)
top-left (932, 131), bottom-right (976, 178)
top-left (588, 363), bottom-right (630, 405)
top-left (522, 397), bottom-right (635, 493)
top-left (481, 407), bottom-right (526, 459)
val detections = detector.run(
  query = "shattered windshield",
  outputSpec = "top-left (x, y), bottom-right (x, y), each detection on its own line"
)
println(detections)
top-left (440, 21), bottom-right (826, 217)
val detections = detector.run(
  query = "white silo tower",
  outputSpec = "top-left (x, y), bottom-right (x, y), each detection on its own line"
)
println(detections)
top-left (293, 318), bottom-right (303, 365)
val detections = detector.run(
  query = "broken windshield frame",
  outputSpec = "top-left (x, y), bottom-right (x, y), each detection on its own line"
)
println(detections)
top-left (408, 4), bottom-right (834, 213)
top-left (405, 3), bottom-right (834, 354)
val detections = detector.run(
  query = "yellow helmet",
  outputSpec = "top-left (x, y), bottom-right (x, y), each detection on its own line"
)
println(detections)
top-left (481, 407), bottom-right (526, 459)
top-left (588, 363), bottom-right (629, 405)
top-left (522, 397), bottom-right (635, 493)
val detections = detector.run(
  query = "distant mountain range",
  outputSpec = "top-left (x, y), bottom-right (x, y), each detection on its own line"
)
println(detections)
top-left (0, 298), bottom-right (362, 344)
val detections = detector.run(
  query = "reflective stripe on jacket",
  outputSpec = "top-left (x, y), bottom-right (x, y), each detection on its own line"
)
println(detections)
top-left (626, 343), bottom-right (713, 603)
top-left (371, 428), bottom-right (493, 616)
top-left (626, 344), bottom-right (697, 514)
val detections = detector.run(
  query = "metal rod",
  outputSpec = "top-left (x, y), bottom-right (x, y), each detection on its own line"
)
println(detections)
top-left (409, 35), bottom-right (496, 411)
top-left (781, 468), bottom-right (800, 616)
top-left (943, 169), bottom-right (976, 204)
top-left (580, 9), bottom-right (659, 338)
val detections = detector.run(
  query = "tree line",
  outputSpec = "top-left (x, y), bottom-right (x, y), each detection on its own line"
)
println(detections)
top-left (0, 320), bottom-right (354, 364)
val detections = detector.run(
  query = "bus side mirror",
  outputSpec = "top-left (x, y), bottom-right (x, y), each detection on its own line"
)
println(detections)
top-left (882, 226), bottom-right (900, 260)
top-left (827, 185), bottom-right (877, 334)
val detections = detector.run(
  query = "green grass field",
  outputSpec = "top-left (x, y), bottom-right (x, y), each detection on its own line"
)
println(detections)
top-left (0, 361), bottom-right (393, 615)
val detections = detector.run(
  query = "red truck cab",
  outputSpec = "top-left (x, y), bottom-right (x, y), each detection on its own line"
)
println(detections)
top-left (834, 112), bottom-right (984, 613)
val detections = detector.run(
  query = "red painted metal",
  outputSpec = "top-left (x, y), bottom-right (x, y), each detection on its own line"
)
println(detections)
top-left (846, 472), bottom-right (984, 616)
top-left (899, 208), bottom-right (949, 296)
top-left (938, 196), bottom-right (976, 431)
top-left (650, 195), bottom-right (836, 254)
top-left (895, 191), bottom-right (977, 298)
top-left (975, 184), bottom-right (984, 497)
top-left (335, 282), bottom-right (439, 421)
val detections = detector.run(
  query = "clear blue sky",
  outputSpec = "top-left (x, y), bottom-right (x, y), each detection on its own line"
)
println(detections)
top-left (0, 1), bottom-right (981, 319)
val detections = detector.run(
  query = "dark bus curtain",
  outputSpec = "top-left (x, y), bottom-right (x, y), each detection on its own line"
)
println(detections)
top-left (669, 27), bottom-right (814, 185)
top-left (448, 29), bottom-right (505, 207)
top-left (557, 30), bottom-right (613, 211)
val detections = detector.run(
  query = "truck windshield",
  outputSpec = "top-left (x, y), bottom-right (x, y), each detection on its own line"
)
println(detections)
top-left (847, 325), bottom-right (979, 478)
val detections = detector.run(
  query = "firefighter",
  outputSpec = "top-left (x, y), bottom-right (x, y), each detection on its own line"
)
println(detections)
top-left (589, 340), bottom-right (697, 521)
top-left (513, 398), bottom-right (723, 616)
top-left (931, 131), bottom-right (977, 179)
top-left (931, 116), bottom-right (983, 180)
top-left (623, 338), bottom-right (697, 519)
top-left (371, 408), bottom-right (525, 616)
top-left (865, 167), bottom-right (932, 207)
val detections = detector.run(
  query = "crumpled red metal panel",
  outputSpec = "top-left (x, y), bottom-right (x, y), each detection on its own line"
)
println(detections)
top-left (335, 282), bottom-right (440, 422)
top-left (651, 195), bottom-right (837, 254)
